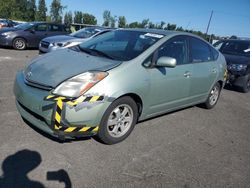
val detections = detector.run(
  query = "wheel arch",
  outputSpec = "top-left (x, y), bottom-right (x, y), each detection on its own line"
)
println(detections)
top-left (117, 93), bottom-right (143, 118)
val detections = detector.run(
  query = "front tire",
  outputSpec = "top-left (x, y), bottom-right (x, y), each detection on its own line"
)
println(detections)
top-left (13, 38), bottom-right (26, 50)
top-left (97, 96), bottom-right (138, 145)
top-left (203, 82), bottom-right (221, 109)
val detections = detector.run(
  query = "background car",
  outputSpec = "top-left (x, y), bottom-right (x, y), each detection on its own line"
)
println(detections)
top-left (14, 29), bottom-right (226, 144)
top-left (0, 19), bottom-right (18, 29)
top-left (39, 26), bottom-right (113, 53)
top-left (214, 39), bottom-right (250, 92)
top-left (0, 22), bottom-right (69, 50)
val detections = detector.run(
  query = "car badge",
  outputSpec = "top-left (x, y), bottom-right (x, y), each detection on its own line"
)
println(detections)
top-left (27, 71), bottom-right (32, 78)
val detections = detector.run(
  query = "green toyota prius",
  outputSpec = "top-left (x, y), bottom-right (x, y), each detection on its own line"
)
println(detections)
top-left (14, 29), bottom-right (227, 144)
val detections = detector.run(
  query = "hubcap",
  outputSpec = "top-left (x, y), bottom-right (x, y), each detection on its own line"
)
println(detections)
top-left (209, 86), bottom-right (219, 106)
top-left (107, 104), bottom-right (133, 138)
top-left (15, 40), bottom-right (25, 49)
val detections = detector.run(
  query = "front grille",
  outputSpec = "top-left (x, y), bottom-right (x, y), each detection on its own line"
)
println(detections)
top-left (24, 78), bottom-right (53, 91)
top-left (41, 41), bottom-right (50, 48)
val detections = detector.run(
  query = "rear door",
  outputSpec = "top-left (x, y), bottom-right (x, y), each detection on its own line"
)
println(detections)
top-left (188, 36), bottom-right (218, 101)
top-left (147, 35), bottom-right (193, 116)
top-left (28, 23), bottom-right (48, 47)
top-left (47, 24), bottom-right (66, 37)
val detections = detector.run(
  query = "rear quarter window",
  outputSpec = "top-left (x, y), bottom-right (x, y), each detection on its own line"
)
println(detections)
top-left (210, 47), bottom-right (219, 60)
top-left (190, 37), bottom-right (212, 63)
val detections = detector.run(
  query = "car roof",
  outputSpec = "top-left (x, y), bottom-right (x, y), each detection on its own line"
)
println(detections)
top-left (118, 28), bottom-right (206, 39)
top-left (120, 28), bottom-right (179, 35)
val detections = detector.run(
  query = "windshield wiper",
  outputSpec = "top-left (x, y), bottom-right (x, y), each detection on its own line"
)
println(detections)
top-left (79, 47), bottom-right (114, 60)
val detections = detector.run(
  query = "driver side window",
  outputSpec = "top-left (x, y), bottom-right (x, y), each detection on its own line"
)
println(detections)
top-left (157, 36), bottom-right (188, 65)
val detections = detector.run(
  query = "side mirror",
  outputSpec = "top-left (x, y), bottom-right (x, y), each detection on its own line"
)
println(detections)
top-left (156, 56), bottom-right (176, 68)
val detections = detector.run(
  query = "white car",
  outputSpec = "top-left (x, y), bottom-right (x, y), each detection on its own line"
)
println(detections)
top-left (39, 26), bottom-right (113, 53)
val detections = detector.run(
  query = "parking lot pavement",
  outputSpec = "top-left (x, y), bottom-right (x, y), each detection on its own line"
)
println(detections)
top-left (0, 48), bottom-right (249, 188)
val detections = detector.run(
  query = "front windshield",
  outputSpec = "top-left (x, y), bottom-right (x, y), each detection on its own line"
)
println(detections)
top-left (221, 41), bottom-right (250, 57)
top-left (14, 22), bottom-right (34, 30)
top-left (71, 27), bottom-right (102, 38)
top-left (78, 30), bottom-right (164, 61)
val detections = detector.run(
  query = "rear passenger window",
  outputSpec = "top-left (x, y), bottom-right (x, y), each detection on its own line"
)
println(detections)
top-left (190, 37), bottom-right (212, 63)
top-left (210, 47), bottom-right (219, 60)
top-left (35, 24), bottom-right (47, 31)
top-left (48, 24), bottom-right (62, 32)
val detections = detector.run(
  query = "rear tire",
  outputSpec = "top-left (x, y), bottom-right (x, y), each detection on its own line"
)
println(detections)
top-left (13, 38), bottom-right (26, 50)
top-left (241, 75), bottom-right (250, 93)
top-left (203, 82), bottom-right (221, 109)
top-left (97, 96), bottom-right (138, 145)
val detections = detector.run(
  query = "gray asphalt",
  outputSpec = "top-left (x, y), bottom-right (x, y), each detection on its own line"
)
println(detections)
top-left (0, 48), bottom-right (249, 188)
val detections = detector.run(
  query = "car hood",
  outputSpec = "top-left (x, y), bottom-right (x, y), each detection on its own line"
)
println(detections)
top-left (25, 49), bottom-right (122, 88)
top-left (223, 54), bottom-right (250, 65)
top-left (42, 35), bottom-right (76, 43)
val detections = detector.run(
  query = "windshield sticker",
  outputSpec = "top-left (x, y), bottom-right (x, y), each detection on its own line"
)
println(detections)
top-left (144, 33), bottom-right (164, 39)
top-left (244, 48), bottom-right (250, 53)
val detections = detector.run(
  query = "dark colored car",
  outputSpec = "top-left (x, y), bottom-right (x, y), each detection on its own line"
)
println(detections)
top-left (214, 39), bottom-right (250, 92)
top-left (0, 19), bottom-right (18, 29)
top-left (0, 22), bottom-right (69, 50)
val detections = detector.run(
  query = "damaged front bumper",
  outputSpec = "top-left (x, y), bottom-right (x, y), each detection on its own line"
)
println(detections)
top-left (14, 71), bottom-right (112, 140)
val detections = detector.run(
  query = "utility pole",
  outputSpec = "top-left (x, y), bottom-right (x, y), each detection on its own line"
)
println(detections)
top-left (205, 10), bottom-right (213, 41)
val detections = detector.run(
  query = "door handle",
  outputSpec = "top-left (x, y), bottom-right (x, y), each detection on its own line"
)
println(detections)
top-left (184, 71), bottom-right (191, 78)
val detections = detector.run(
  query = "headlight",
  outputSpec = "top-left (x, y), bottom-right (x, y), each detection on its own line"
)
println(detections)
top-left (52, 71), bottom-right (108, 98)
top-left (54, 41), bottom-right (79, 48)
top-left (228, 64), bottom-right (247, 71)
top-left (1, 32), bottom-right (11, 37)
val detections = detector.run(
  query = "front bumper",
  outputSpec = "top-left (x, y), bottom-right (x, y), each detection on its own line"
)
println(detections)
top-left (0, 36), bottom-right (12, 46)
top-left (14, 71), bottom-right (111, 140)
top-left (227, 70), bottom-right (249, 88)
top-left (39, 42), bottom-right (62, 54)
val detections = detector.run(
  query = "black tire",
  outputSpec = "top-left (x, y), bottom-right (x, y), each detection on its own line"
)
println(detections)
top-left (241, 75), bottom-right (250, 93)
top-left (13, 38), bottom-right (26, 50)
top-left (97, 96), bottom-right (138, 145)
top-left (203, 82), bottom-right (221, 109)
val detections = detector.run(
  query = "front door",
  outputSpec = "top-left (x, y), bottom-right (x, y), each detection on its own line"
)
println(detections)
top-left (146, 36), bottom-right (192, 117)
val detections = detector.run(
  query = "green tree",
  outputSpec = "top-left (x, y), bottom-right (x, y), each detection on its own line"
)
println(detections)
top-left (64, 11), bottom-right (73, 25)
top-left (160, 21), bottom-right (166, 29)
top-left (26, 0), bottom-right (36, 21)
top-left (148, 22), bottom-right (156, 29)
top-left (141, 19), bottom-right (149, 28)
top-left (164, 23), bottom-right (177, 30)
top-left (102, 10), bottom-right (111, 26)
top-left (128, 22), bottom-right (140, 28)
top-left (118, 16), bottom-right (126, 28)
top-left (74, 11), bottom-right (82, 23)
top-left (36, 0), bottom-right (47, 21)
top-left (50, 0), bottom-right (65, 23)
top-left (110, 15), bottom-right (117, 28)
top-left (11, 0), bottom-right (28, 21)
top-left (82, 13), bottom-right (97, 25)
top-left (0, 0), bottom-right (14, 19)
